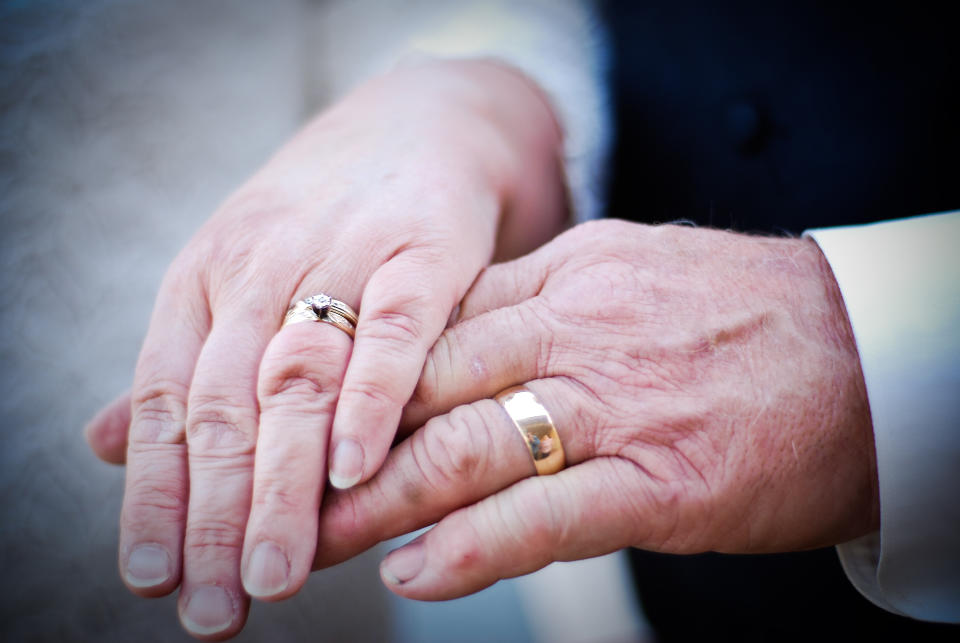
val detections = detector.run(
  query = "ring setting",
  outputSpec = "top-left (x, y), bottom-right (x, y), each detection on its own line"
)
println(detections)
top-left (282, 292), bottom-right (359, 338)
top-left (305, 294), bottom-right (332, 315)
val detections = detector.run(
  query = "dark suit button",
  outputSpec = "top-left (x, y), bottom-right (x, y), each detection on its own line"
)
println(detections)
top-left (726, 101), bottom-right (768, 154)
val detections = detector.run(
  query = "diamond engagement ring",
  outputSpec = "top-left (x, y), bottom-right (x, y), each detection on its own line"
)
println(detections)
top-left (282, 292), bottom-right (359, 338)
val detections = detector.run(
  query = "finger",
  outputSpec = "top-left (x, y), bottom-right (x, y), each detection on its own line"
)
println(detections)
top-left (328, 254), bottom-right (456, 489)
top-left (379, 456), bottom-right (646, 601)
top-left (455, 249), bottom-right (549, 322)
top-left (402, 297), bottom-right (554, 430)
top-left (241, 319), bottom-right (351, 600)
top-left (119, 269), bottom-right (209, 598)
top-left (85, 390), bottom-right (132, 465)
top-left (178, 305), bottom-right (273, 639)
top-left (314, 378), bottom-right (590, 570)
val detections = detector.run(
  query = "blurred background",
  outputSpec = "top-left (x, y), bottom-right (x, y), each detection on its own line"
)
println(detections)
top-left (0, 1), bottom-right (648, 641)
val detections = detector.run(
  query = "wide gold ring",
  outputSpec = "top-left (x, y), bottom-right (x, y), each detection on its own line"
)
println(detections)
top-left (495, 385), bottom-right (565, 475)
top-left (282, 293), bottom-right (359, 338)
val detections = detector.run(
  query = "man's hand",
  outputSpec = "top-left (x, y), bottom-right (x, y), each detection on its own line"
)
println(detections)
top-left (309, 219), bottom-right (878, 599)
top-left (84, 59), bottom-right (566, 639)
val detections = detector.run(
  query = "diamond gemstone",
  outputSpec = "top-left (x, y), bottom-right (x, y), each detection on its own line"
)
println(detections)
top-left (305, 294), bottom-right (332, 314)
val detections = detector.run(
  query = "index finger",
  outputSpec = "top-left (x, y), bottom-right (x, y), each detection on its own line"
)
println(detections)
top-left (327, 253), bottom-right (461, 489)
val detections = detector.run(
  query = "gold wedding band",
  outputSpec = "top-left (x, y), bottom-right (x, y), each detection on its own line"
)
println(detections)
top-left (282, 293), bottom-right (359, 338)
top-left (495, 385), bottom-right (565, 475)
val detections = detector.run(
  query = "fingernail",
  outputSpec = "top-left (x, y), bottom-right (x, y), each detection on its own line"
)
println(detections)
top-left (381, 541), bottom-right (425, 586)
top-left (124, 544), bottom-right (171, 588)
top-left (243, 541), bottom-right (290, 597)
top-left (329, 439), bottom-right (363, 489)
top-left (181, 585), bottom-right (234, 636)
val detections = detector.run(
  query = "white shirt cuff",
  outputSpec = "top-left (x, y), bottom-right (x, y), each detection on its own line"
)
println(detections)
top-left (806, 212), bottom-right (960, 623)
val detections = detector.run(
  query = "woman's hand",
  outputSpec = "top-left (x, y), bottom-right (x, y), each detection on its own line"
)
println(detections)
top-left (84, 59), bottom-right (566, 639)
top-left (310, 219), bottom-right (879, 599)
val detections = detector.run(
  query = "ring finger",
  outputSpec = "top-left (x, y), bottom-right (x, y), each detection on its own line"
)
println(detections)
top-left (241, 293), bottom-right (354, 601)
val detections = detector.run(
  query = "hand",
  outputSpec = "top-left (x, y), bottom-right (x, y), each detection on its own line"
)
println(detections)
top-left (309, 219), bottom-right (879, 599)
top-left (84, 59), bottom-right (566, 638)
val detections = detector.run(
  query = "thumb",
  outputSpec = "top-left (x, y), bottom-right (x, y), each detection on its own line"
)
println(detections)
top-left (84, 390), bottom-right (131, 465)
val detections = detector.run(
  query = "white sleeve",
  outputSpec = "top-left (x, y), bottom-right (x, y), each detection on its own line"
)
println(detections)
top-left (313, 0), bottom-right (611, 223)
top-left (805, 212), bottom-right (960, 623)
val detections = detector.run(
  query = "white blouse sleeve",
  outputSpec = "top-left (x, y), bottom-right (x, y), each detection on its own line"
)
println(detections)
top-left (806, 212), bottom-right (960, 623)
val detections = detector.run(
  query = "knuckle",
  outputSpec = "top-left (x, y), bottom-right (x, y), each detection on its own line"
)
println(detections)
top-left (322, 491), bottom-right (366, 546)
top-left (131, 384), bottom-right (188, 444)
top-left (186, 397), bottom-right (256, 455)
top-left (185, 517), bottom-right (245, 556)
top-left (252, 480), bottom-right (309, 516)
top-left (362, 275), bottom-right (443, 342)
top-left (126, 489), bottom-right (184, 516)
top-left (259, 334), bottom-right (344, 402)
top-left (199, 205), bottom-right (291, 287)
top-left (609, 460), bottom-right (678, 546)
top-left (122, 479), bottom-right (187, 529)
top-left (160, 268), bottom-right (207, 313)
top-left (421, 404), bottom-right (493, 483)
top-left (617, 453), bottom-right (689, 549)
top-left (646, 482), bottom-right (687, 549)
top-left (339, 376), bottom-right (399, 411)
top-left (520, 479), bottom-right (564, 544)
top-left (409, 334), bottom-right (453, 410)
top-left (473, 484), bottom-right (560, 569)
top-left (268, 374), bottom-right (324, 400)
top-left (259, 373), bottom-right (337, 416)
top-left (362, 308), bottom-right (426, 351)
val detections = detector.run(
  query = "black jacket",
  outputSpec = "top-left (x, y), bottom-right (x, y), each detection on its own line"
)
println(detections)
top-left (603, 1), bottom-right (959, 233)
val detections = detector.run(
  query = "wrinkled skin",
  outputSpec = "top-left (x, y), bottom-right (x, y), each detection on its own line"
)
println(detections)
top-left (84, 59), bottom-right (567, 639)
top-left (85, 65), bottom-right (880, 634)
top-left (303, 219), bottom-right (879, 600)
top-left (88, 218), bottom-right (880, 610)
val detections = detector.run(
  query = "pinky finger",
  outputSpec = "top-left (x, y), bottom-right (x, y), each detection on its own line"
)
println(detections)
top-left (84, 390), bottom-right (132, 465)
top-left (378, 457), bottom-right (646, 601)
